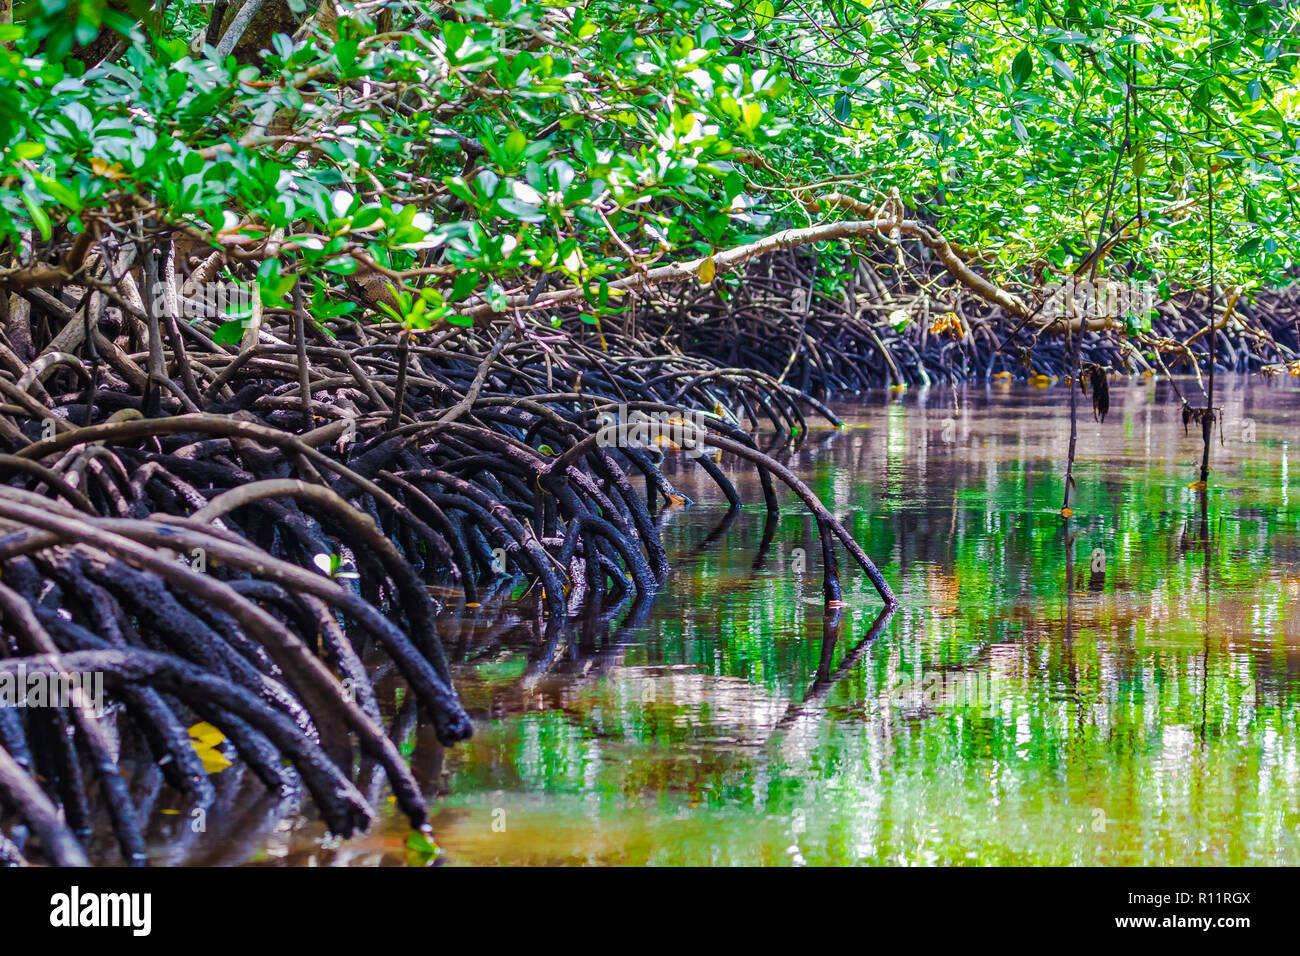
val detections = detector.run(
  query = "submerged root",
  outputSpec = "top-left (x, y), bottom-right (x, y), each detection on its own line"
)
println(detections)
top-left (0, 250), bottom-right (894, 864)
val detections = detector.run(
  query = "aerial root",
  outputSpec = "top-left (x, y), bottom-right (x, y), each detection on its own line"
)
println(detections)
top-left (1, 253), bottom-right (894, 863)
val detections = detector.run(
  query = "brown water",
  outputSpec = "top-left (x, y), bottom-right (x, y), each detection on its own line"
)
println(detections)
top-left (160, 376), bottom-right (1300, 866)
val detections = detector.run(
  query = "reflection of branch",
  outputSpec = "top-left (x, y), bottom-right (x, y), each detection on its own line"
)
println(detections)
top-left (765, 604), bottom-right (896, 744)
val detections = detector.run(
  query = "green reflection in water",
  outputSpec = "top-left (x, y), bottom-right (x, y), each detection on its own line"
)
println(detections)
top-left (424, 379), bottom-right (1300, 866)
top-left (247, 378), bottom-right (1299, 866)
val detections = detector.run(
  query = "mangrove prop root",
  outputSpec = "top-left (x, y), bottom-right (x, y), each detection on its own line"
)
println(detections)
top-left (0, 243), bottom-right (906, 864)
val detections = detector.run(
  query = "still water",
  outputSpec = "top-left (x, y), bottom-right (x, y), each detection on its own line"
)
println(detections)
top-left (208, 376), bottom-right (1300, 865)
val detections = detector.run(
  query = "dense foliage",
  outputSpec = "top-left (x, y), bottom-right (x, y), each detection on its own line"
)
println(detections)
top-left (1, 0), bottom-right (1297, 868)
top-left (2, 0), bottom-right (1297, 339)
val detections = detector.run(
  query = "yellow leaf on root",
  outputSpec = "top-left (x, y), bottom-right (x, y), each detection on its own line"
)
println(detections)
top-left (188, 721), bottom-right (225, 749)
top-left (196, 749), bottom-right (232, 774)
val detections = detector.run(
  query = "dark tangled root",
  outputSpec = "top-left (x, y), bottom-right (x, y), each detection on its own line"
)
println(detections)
top-left (0, 251), bottom-right (894, 864)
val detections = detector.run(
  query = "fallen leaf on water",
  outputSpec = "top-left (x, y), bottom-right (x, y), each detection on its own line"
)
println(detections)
top-left (406, 829), bottom-right (440, 855)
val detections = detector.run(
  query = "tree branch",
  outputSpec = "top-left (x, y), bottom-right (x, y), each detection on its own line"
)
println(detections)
top-left (461, 199), bottom-right (1031, 321)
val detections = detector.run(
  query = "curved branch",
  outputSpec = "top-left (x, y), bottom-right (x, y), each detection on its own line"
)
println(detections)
top-left (462, 197), bottom-right (1030, 321)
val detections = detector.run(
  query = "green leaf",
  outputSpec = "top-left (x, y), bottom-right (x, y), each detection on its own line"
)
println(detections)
top-left (497, 197), bottom-right (545, 222)
top-left (323, 256), bottom-right (358, 275)
top-left (350, 206), bottom-right (383, 231)
top-left (505, 129), bottom-right (528, 160)
top-left (833, 92), bottom-right (852, 123)
top-left (20, 194), bottom-right (51, 241)
top-left (449, 270), bottom-right (480, 302)
top-left (1049, 57), bottom-right (1076, 84)
top-left (406, 829), bottom-right (440, 855)
top-left (213, 319), bottom-right (246, 347)
top-left (33, 174), bottom-right (83, 212)
top-left (1012, 48), bottom-right (1033, 87)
